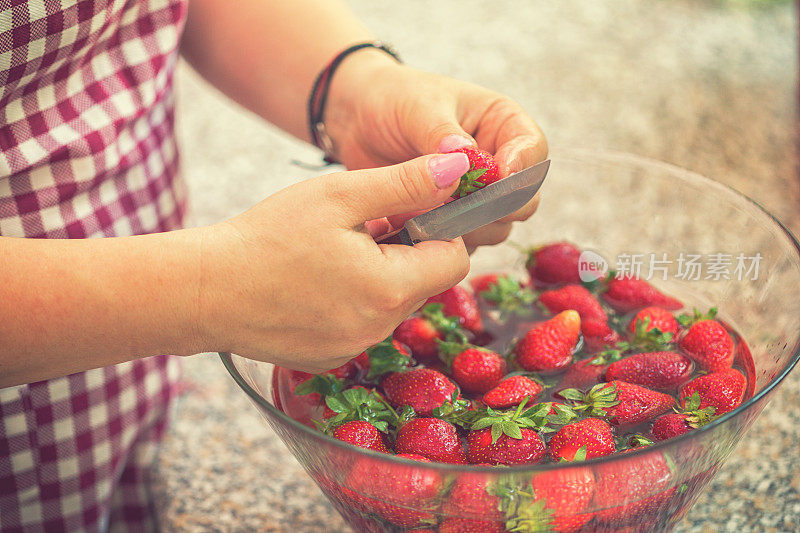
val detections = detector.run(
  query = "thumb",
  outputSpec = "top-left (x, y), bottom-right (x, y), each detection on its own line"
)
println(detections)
top-left (325, 152), bottom-right (470, 226)
top-left (403, 105), bottom-right (476, 155)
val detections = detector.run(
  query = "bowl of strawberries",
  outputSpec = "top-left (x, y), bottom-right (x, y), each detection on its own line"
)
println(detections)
top-left (221, 149), bottom-right (800, 532)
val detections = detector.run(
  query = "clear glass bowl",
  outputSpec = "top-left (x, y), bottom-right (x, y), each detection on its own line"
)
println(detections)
top-left (220, 149), bottom-right (800, 532)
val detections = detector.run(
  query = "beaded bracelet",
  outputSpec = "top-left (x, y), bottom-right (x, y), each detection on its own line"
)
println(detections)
top-left (307, 41), bottom-right (402, 164)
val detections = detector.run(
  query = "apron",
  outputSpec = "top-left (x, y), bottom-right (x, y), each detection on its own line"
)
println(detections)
top-left (0, 0), bottom-right (188, 530)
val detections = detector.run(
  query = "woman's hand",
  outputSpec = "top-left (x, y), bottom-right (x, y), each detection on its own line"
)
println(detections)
top-left (325, 51), bottom-right (548, 250)
top-left (198, 153), bottom-right (471, 373)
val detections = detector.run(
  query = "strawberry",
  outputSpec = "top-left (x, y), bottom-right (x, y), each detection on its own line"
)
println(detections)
top-left (353, 337), bottom-right (411, 379)
top-left (601, 275), bottom-right (683, 313)
top-left (427, 285), bottom-right (484, 334)
top-left (650, 413), bottom-right (694, 441)
top-left (525, 242), bottom-right (584, 286)
top-left (393, 303), bottom-right (466, 362)
top-left (470, 273), bottom-right (503, 293)
top-left (580, 318), bottom-right (621, 353)
top-left (514, 310), bottom-right (581, 372)
top-left (628, 306), bottom-right (680, 336)
top-left (476, 274), bottom-right (537, 317)
top-left (679, 319), bottom-right (734, 373)
top-left (538, 284), bottom-right (607, 322)
top-left (382, 368), bottom-right (457, 416)
top-left (592, 451), bottom-right (676, 527)
top-left (563, 381), bottom-right (674, 426)
top-left (466, 427), bottom-right (546, 466)
top-left (346, 453), bottom-right (442, 527)
top-left (395, 417), bottom-right (466, 464)
top-left (529, 469), bottom-right (596, 533)
top-left (439, 341), bottom-right (507, 394)
top-left (317, 386), bottom-right (399, 434)
top-left (465, 399), bottom-right (548, 465)
top-left (448, 146), bottom-right (501, 198)
top-left (548, 418), bottom-right (616, 462)
top-left (332, 421), bottom-right (388, 453)
top-left (679, 368), bottom-right (746, 415)
top-left (604, 352), bottom-right (694, 391)
top-left (482, 375), bottom-right (543, 409)
top-left (441, 471), bottom-right (504, 532)
top-left (557, 357), bottom-right (608, 391)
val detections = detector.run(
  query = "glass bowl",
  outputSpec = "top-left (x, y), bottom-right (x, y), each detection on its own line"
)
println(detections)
top-left (220, 149), bottom-right (800, 532)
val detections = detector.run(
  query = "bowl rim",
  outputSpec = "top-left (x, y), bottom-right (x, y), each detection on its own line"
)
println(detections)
top-left (219, 148), bottom-right (800, 474)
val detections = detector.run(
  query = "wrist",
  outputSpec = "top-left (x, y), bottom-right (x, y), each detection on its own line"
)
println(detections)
top-left (324, 48), bottom-right (402, 160)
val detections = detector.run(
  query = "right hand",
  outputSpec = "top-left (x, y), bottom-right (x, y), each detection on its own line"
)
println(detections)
top-left (198, 152), bottom-right (472, 373)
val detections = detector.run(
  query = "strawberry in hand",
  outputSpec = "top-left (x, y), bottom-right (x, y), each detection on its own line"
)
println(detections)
top-left (447, 146), bottom-right (500, 198)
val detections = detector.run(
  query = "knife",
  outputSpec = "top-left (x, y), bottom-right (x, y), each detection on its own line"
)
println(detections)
top-left (375, 159), bottom-right (550, 246)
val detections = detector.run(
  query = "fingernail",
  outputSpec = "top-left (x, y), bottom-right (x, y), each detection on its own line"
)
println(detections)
top-left (429, 152), bottom-right (470, 189)
top-left (438, 134), bottom-right (474, 153)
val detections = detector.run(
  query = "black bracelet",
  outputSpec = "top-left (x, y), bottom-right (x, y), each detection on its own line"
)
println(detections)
top-left (307, 41), bottom-right (401, 164)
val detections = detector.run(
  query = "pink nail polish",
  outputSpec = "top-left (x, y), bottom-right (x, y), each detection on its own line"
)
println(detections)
top-left (438, 134), bottom-right (474, 153)
top-left (429, 152), bottom-right (470, 189)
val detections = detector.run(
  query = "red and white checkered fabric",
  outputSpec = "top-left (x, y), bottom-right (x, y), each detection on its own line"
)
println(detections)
top-left (0, 0), bottom-right (188, 530)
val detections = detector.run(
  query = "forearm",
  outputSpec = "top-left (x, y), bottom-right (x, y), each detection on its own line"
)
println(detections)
top-left (0, 230), bottom-right (204, 387)
top-left (181, 0), bottom-right (388, 141)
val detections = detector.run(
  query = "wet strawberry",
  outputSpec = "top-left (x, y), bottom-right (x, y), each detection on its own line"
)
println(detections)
top-left (466, 427), bottom-right (546, 465)
top-left (628, 306), bottom-right (680, 336)
top-left (529, 468), bottom-right (596, 533)
top-left (476, 275), bottom-right (537, 317)
top-left (539, 284), bottom-right (607, 322)
top-left (651, 413), bottom-right (696, 441)
top-left (332, 421), bottom-right (388, 453)
top-left (557, 357), bottom-right (607, 391)
top-left (482, 375), bottom-right (544, 409)
top-left (395, 417), bottom-right (466, 464)
top-left (592, 451), bottom-right (676, 527)
top-left (353, 338), bottom-right (411, 379)
top-left (393, 303), bottom-right (466, 362)
top-left (427, 285), bottom-right (484, 333)
top-left (602, 275), bottom-right (683, 313)
top-left (604, 352), bottom-right (693, 391)
top-left (679, 319), bottom-right (734, 373)
top-left (515, 310), bottom-right (581, 372)
top-left (346, 453), bottom-right (443, 527)
top-left (448, 146), bottom-right (501, 199)
top-left (525, 242), bottom-right (584, 286)
top-left (548, 418), bottom-right (616, 462)
top-left (679, 369), bottom-right (746, 415)
top-left (440, 342), bottom-right (507, 394)
top-left (382, 368), bottom-right (457, 416)
top-left (441, 470), bottom-right (504, 532)
top-left (580, 317), bottom-right (621, 353)
top-left (564, 381), bottom-right (674, 426)
top-left (470, 273), bottom-right (503, 294)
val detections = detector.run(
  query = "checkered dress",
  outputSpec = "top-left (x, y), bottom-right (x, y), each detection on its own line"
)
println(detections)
top-left (0, 0), bottom-right (187, 530)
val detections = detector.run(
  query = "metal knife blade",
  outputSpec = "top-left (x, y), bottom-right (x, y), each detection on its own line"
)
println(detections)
top-left (377, 159), bottom-right (550, 245)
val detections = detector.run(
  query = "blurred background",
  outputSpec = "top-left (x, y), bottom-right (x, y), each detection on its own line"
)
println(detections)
top-left (154, 1), bottom-right (798, 531)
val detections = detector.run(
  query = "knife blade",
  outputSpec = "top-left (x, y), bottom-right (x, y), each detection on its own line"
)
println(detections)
top-left (376, 159), bottom-right (550, 245)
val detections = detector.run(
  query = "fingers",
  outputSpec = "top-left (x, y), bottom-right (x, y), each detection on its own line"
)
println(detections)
top-left (319, 153), bottom-right (469, 226)
top-left (379, 238), bottom-right (470, 303)
top-left (399, 101), bottom-right (477, 155)
top-left (462, 222), bottom-right (514, 250)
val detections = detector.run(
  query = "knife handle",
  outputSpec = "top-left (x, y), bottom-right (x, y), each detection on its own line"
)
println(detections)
top-left (374, 227), bottom-right (415, 246)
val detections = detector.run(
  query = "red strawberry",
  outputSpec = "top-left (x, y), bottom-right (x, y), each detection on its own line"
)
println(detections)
top-left (525, 242), bottom-right (584, 286)
top-left (557, 357), bottom-right (607, 391)
top-left (482, 375), bottom-right (543, 409)
top-left (395, 418), bottom-right (466, 464)
top-left (466, 427), bottom-right (546, 465)
top-left (602, 275), bottom-right (683, 313)
top-left (442, 344), bottom-right (507, 394)
top-left (427, 285), bottom-right (483, 333)
top-left (353, 339), bottom-right (409, 372)
top-left (679, 319), bottom-right (734, 372)
top-left (470, 273), bottom-right (502, 293)
top-left (604, 352), bottom-right (693, 391)
top-left (650, 413), bottom-right (694, 441)
top-left (529, 469), bottom-right (596, 533)
top-left (440, 471), bottom-right (504, 532)
top-left (382, 368), bottom-right (457, 416)
top-left (448, 146), bottom-right (501, 198)
top-left (580, 318), bottom-right (621, 353)
top-left (475, 274), bottom-right (537, 317)
top-left (515, 310), bottom-right (581, 372)
top-left (679, 369), bottom-right (746, 415)
top-left (628, 306), bottom-right (680, 336)
top-left (548, 418), bottom-right (616, 462)
top-left (332, 421), bottom-right (388, 453)
top-left (392, 316), bottom-right (441, 361)
top-left (346, 453), bottom-right (442, 527)
top-left (592, 451), bottom-right (676, 527)
top-left (539, 284), bottom-right (607, 322)
top-left (567, 381), bottom-right (674, 426)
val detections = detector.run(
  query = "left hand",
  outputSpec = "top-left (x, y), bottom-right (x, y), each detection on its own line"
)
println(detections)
top-left (325, 50), bottom-right (548, 251)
